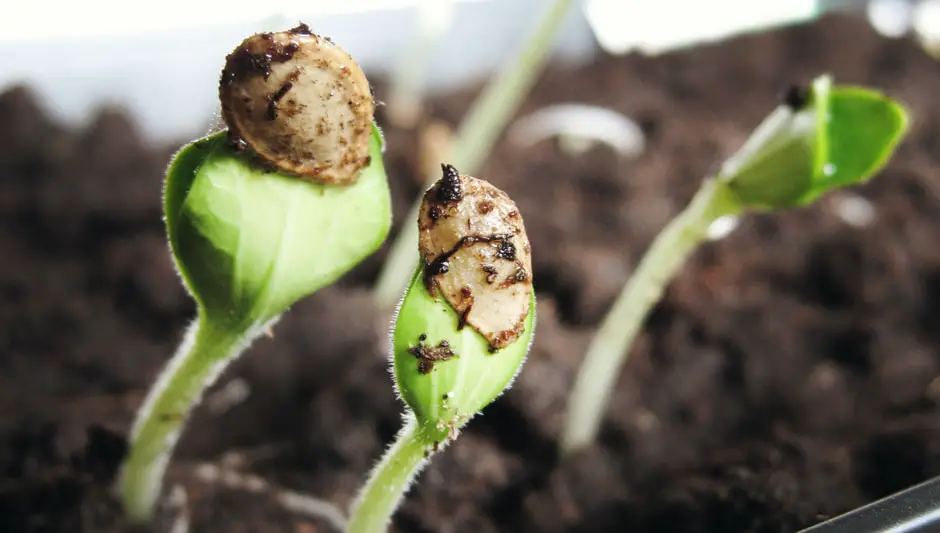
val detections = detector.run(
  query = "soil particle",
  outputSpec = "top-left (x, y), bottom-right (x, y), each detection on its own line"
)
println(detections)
top-left (409, 339), bottom-right (458, 374)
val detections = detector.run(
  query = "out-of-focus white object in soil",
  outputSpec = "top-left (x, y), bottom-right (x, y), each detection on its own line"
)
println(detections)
top-left (167, 485), bottom-right (190, 533)
top-left (867, 0), bottom-right (915, 37)
top-left (706, 214), bottom-right (740, 241)
top-left (583, 0), bottom-right (817, 55)
top-left (832, 192), bottom-right (877, 228)
top-left (914, 0), bottom-right (940, 56)
top-left (508, 103), bottom-right (645, 157)
top-left (205, 378), bottom-right (251, 415)
top-left (193, 462), bottom-right (347, 530)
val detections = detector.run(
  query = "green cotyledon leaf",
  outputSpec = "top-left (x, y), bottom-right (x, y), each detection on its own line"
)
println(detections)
top-left (392, 265), bottom-right (536, 431)
top-left (164, 124), bottom-right (391, 331)
top-left (798, 84), bottom-right (910, 204)
top-left (719, 75), bottom-right (909, 211)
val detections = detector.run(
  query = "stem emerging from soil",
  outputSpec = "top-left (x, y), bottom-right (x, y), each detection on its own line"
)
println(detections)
top-left (119, 314), bottom-right (260, 522)
top-left (345, 414), bottom-right (439, 533)
top-left (372, 0), bottom-right (575, 308)
top-left (561, 178), bottom-right (741, 454)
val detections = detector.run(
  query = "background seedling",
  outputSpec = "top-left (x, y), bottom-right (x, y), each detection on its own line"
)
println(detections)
top-left (372, 0), bottom-right (575, 308)
top-left (560, 74), bottom-right (910, 454)
top-left (346, 167), bottom-right (535, 533)
top-left (117, 26), bottom-right (392, 522)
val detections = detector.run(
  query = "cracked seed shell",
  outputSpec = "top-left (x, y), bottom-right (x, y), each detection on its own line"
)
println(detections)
top-left (418, 165), bottom-right (533, 351)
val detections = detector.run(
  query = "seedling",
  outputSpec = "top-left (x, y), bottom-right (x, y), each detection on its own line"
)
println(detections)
top-left (118, 26), bottom-right (392, 522)
top-left (561, 75), bottom-right (910, 454)
top-left (346, 165), bottom-right (536, 533)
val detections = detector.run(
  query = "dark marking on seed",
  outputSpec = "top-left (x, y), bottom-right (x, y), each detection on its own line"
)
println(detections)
top-left (266, 80), bottom-right (294, 120)
top-left (435, 164), bottom-right (463, 203)
top-left (780, 84), bottom-right (810, 111)
top-left (227, 132), bottom-right (248, 152)
top-left (458, 305), bottom-right (473, 331)
top-left (457, 286), bottom-right (474, 330)
top-left (482, 264), bottom-right (499, 284)
top-left (221, 39), bottom-right (300, 86)
top-left (496, 240), bottom-right (516, 260)
top-left (290, 22), bottom-right (312, 35)
top-left (429, 205), bottom-right (444, 221)
top-left (423, 233), bottom-right (514, 292)
top-left (477, 200), bottom-right (494, 214)
top-left (490, 324), bottom-right (525, 353)
top-left (409, 339), bottom-right (457, 374)
top-left (501, 267), bottom-right (528, 287)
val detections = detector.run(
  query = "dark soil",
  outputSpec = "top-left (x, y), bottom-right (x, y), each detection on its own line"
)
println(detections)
top-left (4, 13), bottom-right (940, 533)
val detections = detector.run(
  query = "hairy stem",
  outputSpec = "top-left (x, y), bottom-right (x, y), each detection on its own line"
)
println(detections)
top-left (346, 413), bottom-right (443, 533)
top-left (119, 314), bottom-right (261, 522)
top-left (560, 178), bottom-right (741, 454)
top-left (372, 0), bottom-right (576, 308)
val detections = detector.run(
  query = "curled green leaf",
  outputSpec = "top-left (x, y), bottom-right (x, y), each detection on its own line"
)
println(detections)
top-left (393, 267), bottom-right (536, 430)
top-left (165, 124), bottom-right (391, 330)
top-left (719, 75), bottom-right (909, 210)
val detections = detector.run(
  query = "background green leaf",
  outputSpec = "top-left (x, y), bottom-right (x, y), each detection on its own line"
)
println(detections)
top-left (800, 86), bottom-right (910, 204)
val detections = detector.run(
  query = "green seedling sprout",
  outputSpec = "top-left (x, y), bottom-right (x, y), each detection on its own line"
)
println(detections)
top-left (372, 0), bottom-right (575, 308)
top-left (346, 165), bottom-right (536, 533)
top-left (118, 25), bottom-right (392, 522)
top-left (561, 75), bottom-right (910, 455)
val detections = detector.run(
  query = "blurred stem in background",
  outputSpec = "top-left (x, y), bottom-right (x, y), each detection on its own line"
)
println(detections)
top-left (385, 0), bottom-right (455, 129)
top-left (560, 76), bottom-right (909, 455)
top-left (372, 0), bottom-right (576, 308)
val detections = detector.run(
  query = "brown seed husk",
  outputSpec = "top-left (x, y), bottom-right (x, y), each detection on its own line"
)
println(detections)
top-left (219, 25), bottom-right (374, 184)
top-left (418, 165), bottom-right (533, 351)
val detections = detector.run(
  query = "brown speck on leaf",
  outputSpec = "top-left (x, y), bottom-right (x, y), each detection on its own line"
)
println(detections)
top-left (409, 339), bottom-right (457, 374)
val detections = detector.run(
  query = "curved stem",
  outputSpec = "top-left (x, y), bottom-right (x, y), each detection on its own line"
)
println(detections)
top-left (119, 314), bottom-right (256, 522)
top-left (346, 413), bottom-right (443, 533)
top-left (560, 178), bottom-right (741, 455)
top-left (372, 0), bottom-right (576, 308)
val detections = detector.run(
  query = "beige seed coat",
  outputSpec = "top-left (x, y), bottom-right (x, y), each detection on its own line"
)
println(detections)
top-left (219, 24), bottom-right (374, 184)
top-left (418, 166), bottom-right (532, 351)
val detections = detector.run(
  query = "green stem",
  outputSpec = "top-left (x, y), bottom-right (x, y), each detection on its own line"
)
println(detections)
top-left (119, 313), bottom-right (255, 522)
top-left (372, 0), bottom-right (576, 308)
top-left (560, 178), bottom-right (741, 455)
top-left (346, 414), bottom-right (443, 533)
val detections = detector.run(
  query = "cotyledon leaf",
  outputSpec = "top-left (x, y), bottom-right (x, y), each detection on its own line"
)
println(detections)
top-left (164, 124), bottom-right (390, 330)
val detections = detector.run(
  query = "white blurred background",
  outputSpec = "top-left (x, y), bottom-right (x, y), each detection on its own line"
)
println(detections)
top-left (0, 0), bottom-right (937, 142)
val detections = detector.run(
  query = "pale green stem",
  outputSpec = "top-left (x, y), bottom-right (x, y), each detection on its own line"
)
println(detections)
top-left (346, 413), bottom-right (443, 533)
top-left (372, 0), bottom-right (576, 308)
top-left (119, 314), bottom-right (258, 522)
top-left (560, 178), bottom-right (742, 455)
